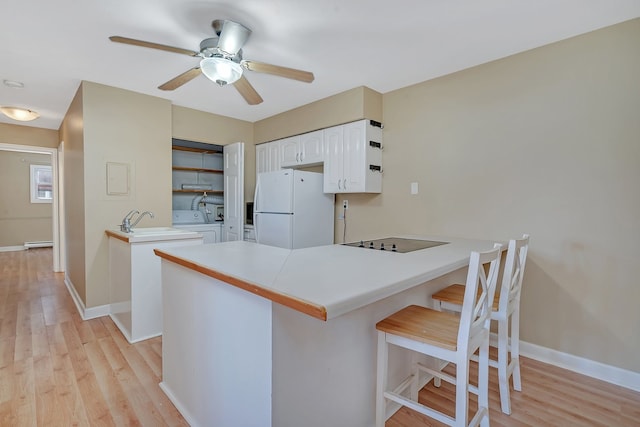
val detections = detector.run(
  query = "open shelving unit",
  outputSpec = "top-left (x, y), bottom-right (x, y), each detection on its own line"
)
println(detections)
top-left (172, 141), bottom-right (224, 208)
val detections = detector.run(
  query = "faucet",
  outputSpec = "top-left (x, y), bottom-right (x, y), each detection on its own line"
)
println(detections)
top-left (130, 211), bottom-right (155, 229)
top-left (120, 210), bottom-right (139, 233)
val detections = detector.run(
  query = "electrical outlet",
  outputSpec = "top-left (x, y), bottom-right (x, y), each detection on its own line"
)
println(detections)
top-left (343, 200), bottom-right (348, 209)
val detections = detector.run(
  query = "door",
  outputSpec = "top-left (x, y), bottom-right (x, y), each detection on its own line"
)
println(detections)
top-left (254, 213), bottom-right (293, 249)
top-left (323, 125), bottom-right (344, 193)
top-left (223, 142), bottom-right (244, 242)
top-left (279, 135), bottom-right (301, 167)
top-left (255, 144), bottom-right (269, 176)
top-left (343, 120), bottom-right (366, 192)
top-left (300, 130), bottom-right (324, 165)
top-left (255, 169), bottom-right (294, 214)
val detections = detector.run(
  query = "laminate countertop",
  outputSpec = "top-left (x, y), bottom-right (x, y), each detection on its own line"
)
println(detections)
top-left (154, 235), bottom-right (500, 321)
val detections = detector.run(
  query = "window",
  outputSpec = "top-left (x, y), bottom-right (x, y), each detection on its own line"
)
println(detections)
top-left (30, 164), bottom-right (52, 203)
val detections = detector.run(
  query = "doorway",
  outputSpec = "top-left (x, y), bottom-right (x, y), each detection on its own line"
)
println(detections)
top-left (0, 142), bottom-right (63, 272)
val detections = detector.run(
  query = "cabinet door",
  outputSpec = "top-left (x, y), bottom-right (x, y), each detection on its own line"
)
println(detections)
top-left (223, 142), bottom-right (244, 242)
top-left (256, 144), bottom-right (270, 177)
top-left (343, 120), bottom-right (366, 192)
top-left (256, 141), bottom-right (283, 178)
top-left (279, 136), bottom-right (301, 167)
top-left (267, 141), bottom-right (281, 171)
top-left (299, 130), bottom-right (324, 165)
top-left (323, 125), bottom-right (344, 193)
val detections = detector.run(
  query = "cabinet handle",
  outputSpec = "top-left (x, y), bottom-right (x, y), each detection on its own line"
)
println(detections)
top-left (338, 179), bottom-right (342, 190)
top-left (343, 179), bottom-right (347, 190)
top-left (296, 153), bottom-right (300, 162)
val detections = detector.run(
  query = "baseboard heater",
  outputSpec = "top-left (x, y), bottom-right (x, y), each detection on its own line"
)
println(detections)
top-left (24, 241), bottom-right (53, 249)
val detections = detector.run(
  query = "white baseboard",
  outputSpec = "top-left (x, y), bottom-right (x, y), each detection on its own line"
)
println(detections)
top-left (159, 382), bottom-right (198, 427)
top-left (24, 240), bottom-right (54, 248)
top-left (489, 333), bottom-right (640, 392)
top-left (63, 275), bottom-right (110, 320)
top-left (0, 246), bottom-right (26, 252)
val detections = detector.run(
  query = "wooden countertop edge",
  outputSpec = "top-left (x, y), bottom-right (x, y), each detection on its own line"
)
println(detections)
top-left (154, 249), bottom-right (328, 321)
top-left (105, 229), bottom-right (130, 243)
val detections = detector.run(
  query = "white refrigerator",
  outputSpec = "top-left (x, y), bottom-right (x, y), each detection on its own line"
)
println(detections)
top-left (253, 169), bottom-right (335, 249)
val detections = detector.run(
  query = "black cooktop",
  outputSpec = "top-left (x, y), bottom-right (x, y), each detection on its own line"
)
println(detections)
top-left (343, 237), bottom-right (448, 253)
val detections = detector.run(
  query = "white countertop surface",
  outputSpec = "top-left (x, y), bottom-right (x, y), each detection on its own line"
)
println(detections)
top-left (155, 235), bottom-right (500, 320)
top-left (106, 227), bottom-right (202, 243)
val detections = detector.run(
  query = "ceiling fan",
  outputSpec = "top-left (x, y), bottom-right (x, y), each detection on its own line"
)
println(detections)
top-left (109, 19), bottom-right (315, 105)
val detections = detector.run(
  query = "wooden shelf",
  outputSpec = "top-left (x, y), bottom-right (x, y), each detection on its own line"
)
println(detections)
top-left (172, 166), bottom-right (223, 174)
top-left (172, 189), bottom-right (224, 194)
top-left (172, 145), bottom-right (222, 154)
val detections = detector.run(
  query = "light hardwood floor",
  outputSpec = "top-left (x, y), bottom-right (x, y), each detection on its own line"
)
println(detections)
top-left (1, 248), bottom-right (639, 426)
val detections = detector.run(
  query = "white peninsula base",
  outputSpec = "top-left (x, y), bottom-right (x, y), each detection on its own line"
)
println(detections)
top-left (159, 255), bottom-right (469, 427)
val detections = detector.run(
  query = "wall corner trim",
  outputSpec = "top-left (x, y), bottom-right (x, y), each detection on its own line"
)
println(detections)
top-left (64, 275), bottom-right (110, 320)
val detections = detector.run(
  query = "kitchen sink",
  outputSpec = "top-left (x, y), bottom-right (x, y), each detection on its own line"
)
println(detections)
top-left (129, 227), bottom-right (184, 235)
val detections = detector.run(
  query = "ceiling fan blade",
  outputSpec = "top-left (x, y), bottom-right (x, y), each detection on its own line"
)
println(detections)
top-left (213, 20), bottom-right (251, 56)
top-left (158, 68), bottom-right (202, 91)
top-left (241, 60), bottom-right (314, 83)
top-left (233, 76), bottom-right (263, 105)
top-left (109, 36), bottom-right (199, 57)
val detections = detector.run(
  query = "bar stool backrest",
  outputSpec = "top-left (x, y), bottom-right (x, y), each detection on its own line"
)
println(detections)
top-left (458, 243), bottom-right (502, 355)
top-left (497, 235), bottom-right (530, 316)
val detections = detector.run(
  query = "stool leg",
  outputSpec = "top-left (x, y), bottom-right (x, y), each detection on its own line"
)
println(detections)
top-left (455, 357), bottom-right (469, 427)
top-left (497, 315), bottom-right (512, 415)
top-left (511, 307), bottom-right (522, 392)
top-left (478, 335), bottom-right (490, 427)
top-left (410, 352), bottom-right (419, 401)
top-left (376, 331), bottom-right (388, 427)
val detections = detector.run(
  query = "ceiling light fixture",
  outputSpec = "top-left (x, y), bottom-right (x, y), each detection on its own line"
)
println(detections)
top-left (1, 106), bottom-right (40, 121)
top-left (200, 57), bottom-right (243, 86)
top-left (3, 79), bottom-right (25, 89)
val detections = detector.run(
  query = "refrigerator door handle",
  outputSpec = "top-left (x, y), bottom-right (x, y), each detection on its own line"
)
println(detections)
top-left (253, 176), bottom-right (261, 242)
top-left (254, 213), bottom-right (260, 243)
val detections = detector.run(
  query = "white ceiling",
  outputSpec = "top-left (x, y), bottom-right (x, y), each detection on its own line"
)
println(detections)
top-left (1, 0), bottom-right (638, 130)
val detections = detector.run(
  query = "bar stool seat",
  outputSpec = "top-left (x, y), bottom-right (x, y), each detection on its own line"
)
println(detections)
top-left (431, 234), bottom-right (529, 415)
top-left (375, 245), bottom-right (501, 427)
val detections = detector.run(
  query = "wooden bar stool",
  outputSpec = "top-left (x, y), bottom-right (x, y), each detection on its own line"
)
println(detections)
top-left (375, 245), bottom-right (501, 427)
top-left (431, 234), bottom-right (529, 415)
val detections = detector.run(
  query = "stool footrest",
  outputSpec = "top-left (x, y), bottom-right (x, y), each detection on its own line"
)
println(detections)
top-left (384, 390), bottom-right (455, 426)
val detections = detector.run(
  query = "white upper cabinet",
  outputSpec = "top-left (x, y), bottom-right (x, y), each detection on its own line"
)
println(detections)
top-left (300, 130), bottom-right (325, 165)
top-left (323, 119), bottom-right (383, 193)
top-left (256, 140), bottom-right (282, 176)
top-left (279, 135), bottom-right (301, 167)
top-left (280, 130), bottom-right (324, 167)
top-left (256, 119), bottom-right (383, 194)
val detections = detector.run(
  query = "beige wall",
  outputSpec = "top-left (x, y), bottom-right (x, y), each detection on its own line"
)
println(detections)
top-left (60, 85), bottom-right (86, 303)
top-left (0, 122), bottom-right (59, 148)
top-left (82, 82), bottom-right (173, 308)
top-left (350, 18), bottom-right (638, 372)
top-left (254, 86), bottom-right (383, 144)
top-left (0, 151), bottom-right (52, 246)
top-left (0, 123), bottom-right (58, 248)
top-left (61, 81), bottom-right (173, 308)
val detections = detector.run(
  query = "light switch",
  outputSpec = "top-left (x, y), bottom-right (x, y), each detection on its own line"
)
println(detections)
top-left (410, 182), bottom-right (419, 195)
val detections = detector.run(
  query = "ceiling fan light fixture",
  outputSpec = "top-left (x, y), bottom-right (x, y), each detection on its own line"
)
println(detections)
top-left (200, 57), bottom-right (243, 86)
top-left (1, 106), bottom-right (40, 121)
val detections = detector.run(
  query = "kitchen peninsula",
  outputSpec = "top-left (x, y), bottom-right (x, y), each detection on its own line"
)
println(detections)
top-left (154, 236), bottom-right (500, 427)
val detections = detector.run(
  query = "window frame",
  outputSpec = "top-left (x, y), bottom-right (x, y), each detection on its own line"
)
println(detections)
top-left (30, 164), bottom-right (53, 204)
